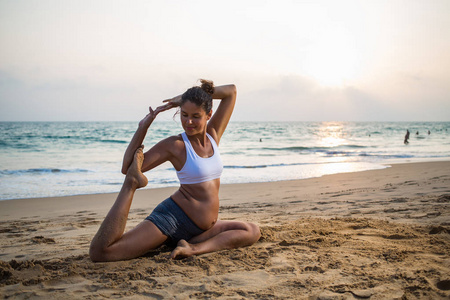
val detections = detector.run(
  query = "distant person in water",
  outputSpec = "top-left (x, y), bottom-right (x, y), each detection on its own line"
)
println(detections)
top-left (428, 130), bottom-right (431, 135)
top-left (404, 129), bottom-right (410, 144)
top-left (89, 80), bottom-right (260, 262)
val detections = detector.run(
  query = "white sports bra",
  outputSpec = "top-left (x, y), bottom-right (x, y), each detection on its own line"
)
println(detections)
top-left (176, 132), bottom-right (223, 185)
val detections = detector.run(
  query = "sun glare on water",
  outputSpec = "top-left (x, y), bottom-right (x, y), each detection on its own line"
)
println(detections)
top-left (315, 123), bottom-right (355, 164)
top-left (317, 122), bottom-right (347, 148)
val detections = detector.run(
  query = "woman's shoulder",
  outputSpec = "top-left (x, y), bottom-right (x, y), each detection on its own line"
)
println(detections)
top-left (160, 134), bottom-right (185, 152)
top-left (149, 134), bottom-right (185, 159)
top-left (159, 134), bottom-right (184, 146)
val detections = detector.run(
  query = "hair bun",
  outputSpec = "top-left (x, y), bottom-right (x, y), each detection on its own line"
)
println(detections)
top-left (200, 79), bottom-right (214, 95)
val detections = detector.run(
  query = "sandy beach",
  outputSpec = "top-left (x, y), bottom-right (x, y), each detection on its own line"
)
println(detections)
top-left (1, 161), bottom-right (449, 299)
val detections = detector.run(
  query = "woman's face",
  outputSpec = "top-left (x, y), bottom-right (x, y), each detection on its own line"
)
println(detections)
top-left (180, 101), bottom-right (212, 136)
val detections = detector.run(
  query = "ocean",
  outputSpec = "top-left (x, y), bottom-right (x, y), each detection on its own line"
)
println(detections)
top-left (1, 121), bottom-right (449, 200)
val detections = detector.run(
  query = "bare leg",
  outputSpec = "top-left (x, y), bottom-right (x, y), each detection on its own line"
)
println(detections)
top-left (89, 146), bottom-right (166, 262)
top-left (170, 220), bottom-right (260, 259)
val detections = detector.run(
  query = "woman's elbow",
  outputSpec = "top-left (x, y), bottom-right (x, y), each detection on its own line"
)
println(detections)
top-left (121, 163), bottom-right (129, 175)
top-left (230, 84), bottom-right (237, 97)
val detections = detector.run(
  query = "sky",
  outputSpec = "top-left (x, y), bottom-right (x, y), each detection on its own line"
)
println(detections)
top-left (1, 0), bottom-right (449, 122)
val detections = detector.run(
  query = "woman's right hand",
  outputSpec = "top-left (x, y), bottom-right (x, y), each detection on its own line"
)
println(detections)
top-left (138, 103), bottom-right (174, 128)
top-left (162, 95), bottom-right (182, 107)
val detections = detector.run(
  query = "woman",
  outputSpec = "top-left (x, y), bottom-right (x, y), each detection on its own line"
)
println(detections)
top-left (89, 80), bottom-right (261, 262)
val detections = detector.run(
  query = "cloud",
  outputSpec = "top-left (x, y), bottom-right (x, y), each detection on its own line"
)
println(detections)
top-left (234, 74), bottom-right (391, 121)
top-left (1, 69), bottom-right (449, 122)
top-left (0, 70), bottom-right (138, 121)
top-left (0, 71), bottom-right (31, 120)
top-left (233, 71), bottom-right (450, 122)
top-left (0, 69), bottom-right (204, 121)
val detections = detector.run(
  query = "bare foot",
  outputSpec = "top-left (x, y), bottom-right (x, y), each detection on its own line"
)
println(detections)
top-left (126, 145), bottom-right (148, 189)
top-left (170, 240), bottom-right (196, 259)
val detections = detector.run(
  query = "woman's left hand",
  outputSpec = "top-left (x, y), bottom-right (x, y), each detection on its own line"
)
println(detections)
top-left (138, 103), bottom-right (174, 128)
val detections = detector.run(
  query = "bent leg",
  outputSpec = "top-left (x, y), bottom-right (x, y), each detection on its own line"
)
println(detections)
top-left (89, 146), bottom-right (167, 262)
top-left (170, 220), bottom-right (260, 259)
top-left (92, 220), bottom-right (167, 262)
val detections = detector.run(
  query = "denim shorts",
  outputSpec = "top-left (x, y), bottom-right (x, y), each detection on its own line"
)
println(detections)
top-left (146, 197), bottom-right (205, 245)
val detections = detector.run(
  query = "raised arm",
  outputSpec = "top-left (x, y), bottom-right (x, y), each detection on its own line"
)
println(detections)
top-left (207, 84), bottom-right (237, 144)
top-left (121, 103), bottom-right (174, 174)
top-left (162, 81), bottom-right (237, 144)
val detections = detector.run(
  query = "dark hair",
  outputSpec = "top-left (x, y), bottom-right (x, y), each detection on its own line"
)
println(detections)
top-left (181, 79), bottom-right (215, 114)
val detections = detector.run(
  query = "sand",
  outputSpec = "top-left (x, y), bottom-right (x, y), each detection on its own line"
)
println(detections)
top-left (0, 161), bottom-right (449, 299)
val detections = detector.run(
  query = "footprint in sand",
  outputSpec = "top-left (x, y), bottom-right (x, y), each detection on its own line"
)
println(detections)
top-left (288, 200), bottom-right (303, 203)
top-left (437, 194), bottom-right (450, 203)
top-left (31, 236), bottom-right (56, 244)
top-left (429, 226), bottom-right (449, 234)
top-left (437, 279), bottom-right (450, 291)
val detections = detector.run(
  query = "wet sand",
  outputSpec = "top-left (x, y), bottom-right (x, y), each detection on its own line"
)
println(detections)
top-left (1, 161), bottom-right (449, 299)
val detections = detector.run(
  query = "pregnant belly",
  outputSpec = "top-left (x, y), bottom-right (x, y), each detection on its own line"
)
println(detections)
top-left (171, 182), bottom-right (220, 230)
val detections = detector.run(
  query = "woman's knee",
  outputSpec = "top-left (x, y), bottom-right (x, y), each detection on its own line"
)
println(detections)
top-left (89, 236), bottom-right (118, 262)
top-left (89, 245), bottom-right (106, 262)
top-left (89, 241), bottom-right (111, 262)
top-left (248, 222), bottom-right (261, 243)
top-left (239, 222), bottom-right (260, 245)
